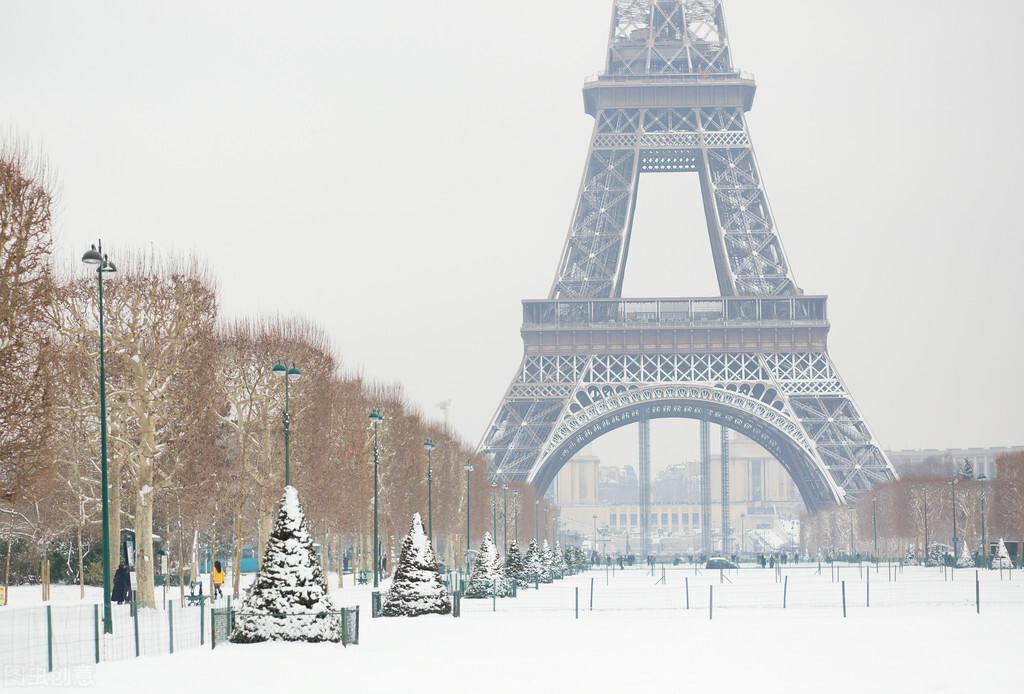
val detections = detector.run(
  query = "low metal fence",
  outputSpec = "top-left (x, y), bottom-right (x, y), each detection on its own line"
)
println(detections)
top-left (0, 598), bottom-right (210, 674)
top-left (210, 606), bottom-right (359, 649)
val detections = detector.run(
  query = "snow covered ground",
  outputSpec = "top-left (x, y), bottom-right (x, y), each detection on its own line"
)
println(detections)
top-left (4, 564), bottom-right (1022, 693)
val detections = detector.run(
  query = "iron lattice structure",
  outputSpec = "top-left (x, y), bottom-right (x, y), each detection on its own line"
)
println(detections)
top-left (479, 0), bottom-right (896, 512)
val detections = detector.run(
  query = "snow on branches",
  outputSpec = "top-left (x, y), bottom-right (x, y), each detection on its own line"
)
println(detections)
top-left (230, 486), bottom-right (340, 643)
top-left (382, 513), bottom-right (452, 617)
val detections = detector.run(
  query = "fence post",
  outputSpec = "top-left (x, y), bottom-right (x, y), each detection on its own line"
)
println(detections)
top-left (200, 596), bottom-right (205, 646)
top-left (590, 577), bottom-right (594, 611)
top-left (842, 581), bottom-right (847, 618)
top-left (685, 577), bottom-right (690, 610)
top-left (93, 603), bottom-right (100, 663)
top-left (46, 604), bottom-right (53, 673)
top-left (133, 594), bottom-right (140, 658)
top-left (168, 600), bottom-right (174, 654)
top-left (709, 585), bottom-right (713, 621)
top-left (783, 575), bottom-right (788, 609)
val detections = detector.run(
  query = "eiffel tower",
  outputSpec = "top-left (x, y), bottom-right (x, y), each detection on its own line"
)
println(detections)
top-left (479, 0), bottom-right (896, 512)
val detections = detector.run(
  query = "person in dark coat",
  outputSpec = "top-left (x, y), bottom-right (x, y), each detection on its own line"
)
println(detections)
top-left (112, 563), bottom-right (131, 605)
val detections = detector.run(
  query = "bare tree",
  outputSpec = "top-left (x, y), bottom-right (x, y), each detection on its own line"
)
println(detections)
top-left (0, 141), bottom-right (57, 519)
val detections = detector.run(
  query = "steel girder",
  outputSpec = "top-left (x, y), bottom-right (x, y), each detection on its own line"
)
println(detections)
top-left (552, 106), bottom-right (796, 299)
top-left (479, 351), bottom-right (892, 512)
top-left (608, 1), bottom-right (733, 77)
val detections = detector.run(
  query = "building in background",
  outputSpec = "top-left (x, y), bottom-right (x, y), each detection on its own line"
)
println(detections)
top-left (555, 432), bottom-right (803, 556)
top-left (886, 446), bottom-right (1023, 479)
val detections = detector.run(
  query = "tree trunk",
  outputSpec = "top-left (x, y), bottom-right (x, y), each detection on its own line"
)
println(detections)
top-left (336, 534), bottom-right (344, 589)
top-left (231, 509), bottom-right (243, 599)
top-left (77, 524), bottom-right (85, 600)
top-left (258, 511), bottom-right (273, 562)
top-left (108, 456), bottom-right (122, 582)
top-left (3, 538), bottom-right (11, 605)
top-left (190, 530), bottom-right (198, 586)
top-left (133, 460), bottom-right (157, 609)
top-left (177, 501), bottom-right (186, 606)
top-left (209, 508), bottom-right (218, 602)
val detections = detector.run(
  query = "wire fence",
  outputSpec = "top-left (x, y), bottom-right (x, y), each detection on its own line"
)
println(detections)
top-left (0, 598), bottom-right (210, 674)
top-left (460, 564), bottom-right (1024, 619)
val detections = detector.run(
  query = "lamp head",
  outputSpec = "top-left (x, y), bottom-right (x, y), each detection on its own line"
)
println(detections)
top-left (424, 438), bottom-right (436, 452)
top-left (101, 257), bottom-right (117, 274)
top-left (82, 245), bottom-right (103, 265)
top-left (287, 365), bottom-right (301, 382)
top-left (272, 362), bottom-right (287, 376)
top-left (464, 463), bottom-right (474, 472)
top-left (368, 408), bottom-right (384, 424)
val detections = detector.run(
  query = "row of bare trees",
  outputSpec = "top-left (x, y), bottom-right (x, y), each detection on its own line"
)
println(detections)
top-left (1, 143), bottom-right (559, 607)
top-left (803, 452), bottom-right (1024, 560)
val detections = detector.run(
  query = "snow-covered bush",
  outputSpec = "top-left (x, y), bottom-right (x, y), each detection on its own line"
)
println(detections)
top-left (551, 541), bottom-right (567, 578)
top-left (524, 538), bottom-right (545, 584)
top-left (956, 541), bottom-right (975, 568)
top-left (505, 539), bottom-right (527, 584)
top-left (230, 486), bottom-right (340, 643)
top-left (540, 540), bottom-right (554, 583)
top-left (381, 513), bottom-right (452, 617)
top-left (992, 539), bottom-right (1013, 570)
top-left (465, 532), bottom-right (508, 598)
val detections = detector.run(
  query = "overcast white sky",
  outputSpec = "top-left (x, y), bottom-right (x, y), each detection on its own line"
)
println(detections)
top-left (3, 0), bottom-right (1022, 473)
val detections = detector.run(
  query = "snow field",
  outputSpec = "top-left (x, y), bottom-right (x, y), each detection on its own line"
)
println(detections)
top-left (6, 565), bottom-right (1023, 693)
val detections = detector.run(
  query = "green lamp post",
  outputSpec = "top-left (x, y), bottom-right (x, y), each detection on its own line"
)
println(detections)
top-left (369, 408), bottom-right (384, 588)
top-left (82, 242), bottom-right (117, 635)
top-left (464, 462), bottom-right (474, 566)
top-left (424, 438), bottom-right (436, 548)
top-left (272, 361), bottom-right (301, 487)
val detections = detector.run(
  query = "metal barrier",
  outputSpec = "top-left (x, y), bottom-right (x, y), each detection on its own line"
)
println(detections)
top-left (210, 606), bottom-right (359, 649)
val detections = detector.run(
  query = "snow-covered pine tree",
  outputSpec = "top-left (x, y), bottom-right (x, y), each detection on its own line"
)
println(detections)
top-left (505, 539), bottom-right (527, 584)
top-left (465, 531), bottom-right (508, 598)
top-left (904, 544), bottom-right (918, 566)
top-left (551, 541), bottom-right (567, 578)
top-left (956, 541), bottom-right (975, 568)
top-left (992, 538), bottom-right (1013, 570)
top-left (230, 486), bottom-right (340, 643)
top-left (540, 540), bottom-right (554, 583)
top-left (381, 513), bottom-right (452, 616)
top-left (524, 538), bottom-right (544, 584)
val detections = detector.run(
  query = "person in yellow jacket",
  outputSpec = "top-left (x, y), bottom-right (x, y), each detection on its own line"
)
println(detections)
top-left (212, 560), bottom-right (225, 600)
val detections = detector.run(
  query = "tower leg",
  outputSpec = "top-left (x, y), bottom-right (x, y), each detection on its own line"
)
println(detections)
top-left (638, 418), bottom-right (651, 561)
top-left (721, 426), bottom-right (731, 555)
top-left (700, 421), bottom-right (711, 557)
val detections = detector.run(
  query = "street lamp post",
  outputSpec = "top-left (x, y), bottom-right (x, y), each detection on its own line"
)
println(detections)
top-left (979, 474), bottom-right (988, 563)
top-left (369, 409), bottom-right (384, 588)
top-left (740, 513), bottom-right (745, 555)
top-left (424, 438), bottom-right (436, 548)
top-left (951, 476), bottom-right (958, 563)
top-left (272, 361), bottom-right (301, 487)
top-left (534, 500), bottom-right (540, 542)
top-left (512, 490), bottom-right (519, 544)
top-left (872, 496), bottom-right (879, 560)
top-left (464, 463), bottom-right (474, 565)
top-left (491, 481), bottom-right (498, 547)
top-left (593, 514), bottom-right (598, 555)
top-left (82, 242), bottom-right (117, 635)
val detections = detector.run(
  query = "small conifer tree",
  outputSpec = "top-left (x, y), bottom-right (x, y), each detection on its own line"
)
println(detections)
top-left (381, 513), bottom-right (452, 617)
top-left (230, 487), bottom-right (340, 643)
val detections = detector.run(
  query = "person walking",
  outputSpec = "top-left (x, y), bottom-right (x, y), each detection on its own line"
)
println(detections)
top-left (212, 560), bottom-right (225, 600)
top-left (112, 563), bottom-right (131, 605)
